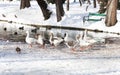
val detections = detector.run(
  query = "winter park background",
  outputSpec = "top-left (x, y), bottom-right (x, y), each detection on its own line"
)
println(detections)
top-left (0, 0), bottom-right (120, 75)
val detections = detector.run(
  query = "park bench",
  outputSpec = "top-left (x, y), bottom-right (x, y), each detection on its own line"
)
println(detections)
top-left (89, 13), bottom-right (106, 17)
top-left (83, 12), bottom-right (106, 22)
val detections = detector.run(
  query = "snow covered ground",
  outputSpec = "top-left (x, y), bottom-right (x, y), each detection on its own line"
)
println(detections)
top-left (1, 39), bottom-right (120, 75)
top-left (0, 0), bottom-right (120, 75)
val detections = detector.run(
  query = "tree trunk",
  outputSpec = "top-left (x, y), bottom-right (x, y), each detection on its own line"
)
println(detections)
top-left (118, 0), bottom-right (120, 10)
top-left (98, 0), bottom-right (108, 13)
top-left (81, 0), bottom-right (85, 4)
top-left (20, 0), bottom-right (31, 9)
top-left (105, 0), bottom-right (118, 27)
top-left (87, 0), bottom-right (91, 4)
top-left (20, 0), bottom-right (26, 9)
top-left (36, 0), bottom-right (52, 20)
top-left (79, 0), bottom-right (82, 6)
top-left (93, 0), bottom-right (96, 8)
top-left (66, 0), bottom-right (69, 11)
top-left (97, 0), bottom-right (100, 4)
top-left (55, 0), bottom-right (65, 22)
top-left (25, 0), bottom-right (31, 8)
top-left (74, 0), bottom-right (76, 2)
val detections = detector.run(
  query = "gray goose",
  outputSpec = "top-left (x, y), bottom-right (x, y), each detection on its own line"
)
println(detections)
top-left (49, 32), bottom-right (64, 48)
top-left (37, 34), bottom-right (46, 48)
top-left (64, 32), bottom-right (78, 51)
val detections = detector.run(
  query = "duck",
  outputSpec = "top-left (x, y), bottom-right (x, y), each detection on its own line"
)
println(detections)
top-left (16, 47), bottom-right (21, 54)
top-left (37, 34), bottom-right (45, 48)
top-left (2, 14), bottom-right (6, 17)
top-left (14, 15), bottom-right (17, 18)
top-left (3, 27), bottom-right (7, 32)
top-left (19, 26), bottom-right (24, 30)
top-left (64, 32), bottom-right (78, 51)
top-left (31, 28), bottom-right (39, 33)
top-left (14, 32), bottom-right (18, 35)
top-left (49, 32), bottom-right (64, 48)
top-left (25, 31), bottom-right (37, 47)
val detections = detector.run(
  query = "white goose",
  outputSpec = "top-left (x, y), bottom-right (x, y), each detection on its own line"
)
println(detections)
top-left (25, 31), bottom-right (37, 47)
top-left (64, 32), bottom-right (78, 51)
top-left (37, 34), bottom-right (45, 48)
top-left (77, 30), bottom-right (96, 50)
top-left (83, 29), bottom-right (97, 44)
top-left (49, 32), bottom-right (64, 48)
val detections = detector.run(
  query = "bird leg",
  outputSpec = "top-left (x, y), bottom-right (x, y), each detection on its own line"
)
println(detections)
top-left (17, 51), bottom-right (21, 54)
top-left (50, 43), bottom-right (56, 49)
top-left (29, 44), bottom-right (32, 48)
top-left (87, 45), bottom-right (93, 49)
top-left (51, 45), bottom-right (56, 49)
top-left (80, 46), bottom-right (86, 50)
top-left (42, 45), bottom-right (45, 49)
top-left (40, 45), bottom-right (45, 49)
top-left (80, 45), bottom-right (92, 51)
top-left (71, 48), bottom-right (75, 51)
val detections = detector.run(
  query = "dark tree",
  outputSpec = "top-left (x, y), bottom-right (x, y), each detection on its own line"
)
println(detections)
top-left (66, 0), bottom-right (69, 11)
top-left (20, 0), bottom-right (31, 9)
top-left (98, 0), bottom-right (108, 13)
top-left (81, 0), bottom-right (86, 3)
top-left (55, 0), bottom-right (65, 22)
top-left (74, 0), bottom-right (76, 2)
top-left (93, 0), bottom-right (96, 8)
top-left (79, 0), bottom-right (82, 6)
top-left (36, 0), bottom-right (52, 20)
top-left (46, 0), bottom-right (55, 4)
top-left (67, 0), bottom-right (82, 11)
top-left (44, 0), bottom-right (65, 22)
top-left (87, 0), bottom-right (91, 4)
top-left (118, 0), bottom-right (120, 10)
top-left (97, 0), bottom-right (100, 4)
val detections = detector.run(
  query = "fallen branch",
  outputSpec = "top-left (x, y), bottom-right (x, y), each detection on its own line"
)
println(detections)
top-left (0, 19), bottom-right (120, 35)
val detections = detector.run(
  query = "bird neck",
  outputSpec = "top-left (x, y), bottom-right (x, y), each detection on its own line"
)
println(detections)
top-left (38, 35), bottom-right (43, 39)
top-left (50, 33), bottom-right (54, 38)
top-left (26, 32), bottom-right (30, 38)
top-left (83, 30), bottom-right (88, 40)
top-left (80, 31), bottom-right (85, 40)
top-left (64, 33), bottom-right (68, 41)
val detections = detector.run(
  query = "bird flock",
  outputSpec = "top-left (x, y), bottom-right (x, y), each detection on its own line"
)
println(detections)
top-left (25, 29), bottom-right (105, 51)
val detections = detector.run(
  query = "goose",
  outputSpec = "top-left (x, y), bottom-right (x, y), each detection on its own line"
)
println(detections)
top-left (64, 32), bottom-right (78, 51)
top-left (83, 29), bottom-right (105, 44)
top-left (83, 29), bottom-right (97, 44)
top-left (37, 34), bottom-right (45, 48)
top-left (25, 31), bottom-right (37, 47)
top-left (49, 32), bottom-right (64, 48)
top-left (77, 30), bottom-right (98, 50)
